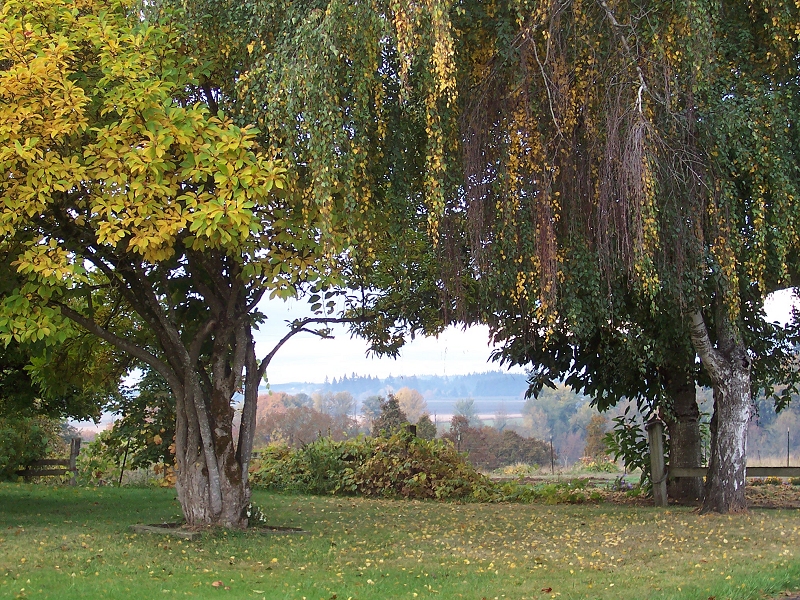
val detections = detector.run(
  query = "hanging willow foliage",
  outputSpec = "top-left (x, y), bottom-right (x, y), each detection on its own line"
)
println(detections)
top-left (182, 0), bottom-right (798, 338)
top-left (443, 0), bottom-right (800, 333)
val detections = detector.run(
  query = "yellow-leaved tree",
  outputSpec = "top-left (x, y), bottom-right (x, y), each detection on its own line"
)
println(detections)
top-left (0, 0), bottom-right (363, 527)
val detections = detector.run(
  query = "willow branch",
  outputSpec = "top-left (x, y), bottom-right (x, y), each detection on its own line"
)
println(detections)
top-left (597, 0), bottom-right (650, 114)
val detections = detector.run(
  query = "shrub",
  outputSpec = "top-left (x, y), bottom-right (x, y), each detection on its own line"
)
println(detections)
top-left (0, 416), bottom-right (61, 480)
top-left (604, 412), bottom-right (662, 489)
top-left (251, 432), bottom-right (497, 501)
top-left (505, 478), bottom-right (602, 505)
top-left (249, 437), bottom-right (372, 494)
top-left (250, 433), bottom-right (604, 505)
top-left (342, 431), bottom-right (497, 500)
top-left (608, 475), bottom-right (634, 492)
top-left (748, 477), bottom-right (784, 487)
top-left (75, 430), bottom-right (120, 484)
top-left (498, 463), bottom-right (538, 478)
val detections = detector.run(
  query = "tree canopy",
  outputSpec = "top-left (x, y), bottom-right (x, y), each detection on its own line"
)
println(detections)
top-left (0, 0), bottom-right (418, 526)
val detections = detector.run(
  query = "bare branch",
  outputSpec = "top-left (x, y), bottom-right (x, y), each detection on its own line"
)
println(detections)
top-left (257, 316), bottom-right (369, 381)
top-left (530, 30), bottom-right (563, 140)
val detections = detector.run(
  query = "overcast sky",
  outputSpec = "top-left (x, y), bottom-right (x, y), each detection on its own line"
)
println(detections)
top-left (252, 299), bottom-right (519, 385)
top-left (254, 288), bottom-right (797, 385)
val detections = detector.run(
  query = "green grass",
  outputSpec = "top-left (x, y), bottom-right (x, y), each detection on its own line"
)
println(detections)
top-left (1, 483), bottom-right (799, 599)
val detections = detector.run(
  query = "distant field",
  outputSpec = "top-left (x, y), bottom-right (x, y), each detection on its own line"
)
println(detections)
top-left (2, 483), bottom-right (800, 599)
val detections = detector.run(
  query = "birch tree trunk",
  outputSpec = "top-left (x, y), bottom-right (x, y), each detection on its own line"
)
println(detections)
top-left (689, 310), bottom-right (752, 514)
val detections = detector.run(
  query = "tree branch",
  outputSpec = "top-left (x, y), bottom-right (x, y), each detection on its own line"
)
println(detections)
top-left (597, 0), bottom-right (650, 114)
top-left (188, 318), bottom-right (217, 366)
top-left (56, 303), bottom-right (180, 391)
top-left (688, 310), bottom-right (726, 384)
top-left (257, 316), bottom-right (369, 381)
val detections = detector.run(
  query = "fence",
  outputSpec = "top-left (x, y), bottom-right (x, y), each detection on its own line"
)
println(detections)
top-left (647, 420), bottom-right (800, 506)
top-left (16, 437), bottom-right (81, 485)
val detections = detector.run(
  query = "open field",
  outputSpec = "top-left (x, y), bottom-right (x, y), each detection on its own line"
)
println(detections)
top-left (1, 484), bottom-right (799, 599)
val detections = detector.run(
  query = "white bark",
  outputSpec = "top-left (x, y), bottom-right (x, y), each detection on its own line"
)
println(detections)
top-left (688, 310), bottom-right (751, 513)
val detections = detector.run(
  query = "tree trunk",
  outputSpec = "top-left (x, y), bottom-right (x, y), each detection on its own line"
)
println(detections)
top-left (689, 310), bottom-right (751, 514)
top-left (702, 370), bottom-right (751, 513)
top-left (173, 371), bottom-right (251, 528)
top-left (663, 366), bottom-right (704, 503)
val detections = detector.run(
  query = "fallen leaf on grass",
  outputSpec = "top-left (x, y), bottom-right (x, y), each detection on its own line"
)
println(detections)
top-left (541, 587), bottom-right (552, 593)
top-left (212, 581), bottom-right (223, 587)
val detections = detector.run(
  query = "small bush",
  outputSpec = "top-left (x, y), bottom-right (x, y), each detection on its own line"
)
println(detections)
top-left (790, 477), bottom-right (800, 486)
top-left (498, 463), bottom-right (538, 478)
top-left (748, 477), bottom-right (785, 486)
top-left (76, 431), bottom-right (120, 484)
top-left (580, 458), bottom-right (620, 473)
top-left (608, 475), bottom-right (634, 492)
top-left (533, 479), bottom-right (602, 505)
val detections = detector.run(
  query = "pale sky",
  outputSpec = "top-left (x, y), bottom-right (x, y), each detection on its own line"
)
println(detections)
top-left (252, 298), bottom-right (518, 385)
top-left (255, 288), bottom-right (797, 385)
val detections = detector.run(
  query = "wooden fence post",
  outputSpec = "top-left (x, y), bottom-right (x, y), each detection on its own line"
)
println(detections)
top-left (645, 419), bottom-right (667, 507)
top-left (69, 438), bottom-right (81, 486)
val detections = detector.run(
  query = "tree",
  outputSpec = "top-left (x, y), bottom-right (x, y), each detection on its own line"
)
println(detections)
top-left (174, 0), bottom-right (798, 513)
top-left (100, 366), bottom-right (176, 471)
top-left (360, 394), bottom-right (383, 432)
top-left (395, 387), bottom-right (427, 424)
top-left (583, 415), bottom-right (609, 461)
top-left (0, 0), bottom-right (378, 527)
top-left (425, 0), bottom-right (800, 513)
top-left (0, 256), bottom-right (128, 422)
top-left (371, 395), bottom-right (408, 437)
top-left (454, 398), bottom-right (481, 427)
top-left (443, 415), bottom-right (551, 470)
top-left (256, 405), bottom-right (357, 447)
top-left (493, 403), bottom-right (509, 432)
top-left (313, 391), bottom-right (355, 418)
top-left (416, 413), bottom-right (437, 440)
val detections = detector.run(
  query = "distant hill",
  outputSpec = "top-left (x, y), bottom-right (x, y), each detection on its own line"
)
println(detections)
top-left (264, 371), bottom-right (531, 414)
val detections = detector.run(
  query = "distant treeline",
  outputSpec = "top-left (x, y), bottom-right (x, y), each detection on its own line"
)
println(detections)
top-left (268, 370), bottom-right (530, 400)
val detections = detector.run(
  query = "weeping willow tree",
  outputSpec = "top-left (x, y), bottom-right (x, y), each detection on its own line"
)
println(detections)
top-left (439, 0), bottom-right (800, 512)
top-left (185, 0), bottom-right (799, 513)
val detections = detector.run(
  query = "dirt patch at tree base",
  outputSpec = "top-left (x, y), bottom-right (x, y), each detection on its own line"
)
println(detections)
top-left (599, 483), bottom-right (800, 509)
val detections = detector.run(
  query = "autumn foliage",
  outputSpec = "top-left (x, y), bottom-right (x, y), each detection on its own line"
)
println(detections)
top-left (443, 415), bottom-right (552, 471)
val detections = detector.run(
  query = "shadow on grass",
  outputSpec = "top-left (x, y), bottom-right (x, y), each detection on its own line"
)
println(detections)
top-left (0, 484), bottom-right (181, 527)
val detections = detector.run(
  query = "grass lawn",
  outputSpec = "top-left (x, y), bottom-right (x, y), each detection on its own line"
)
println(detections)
top-left (1, 483), bottom-right (799, 599)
